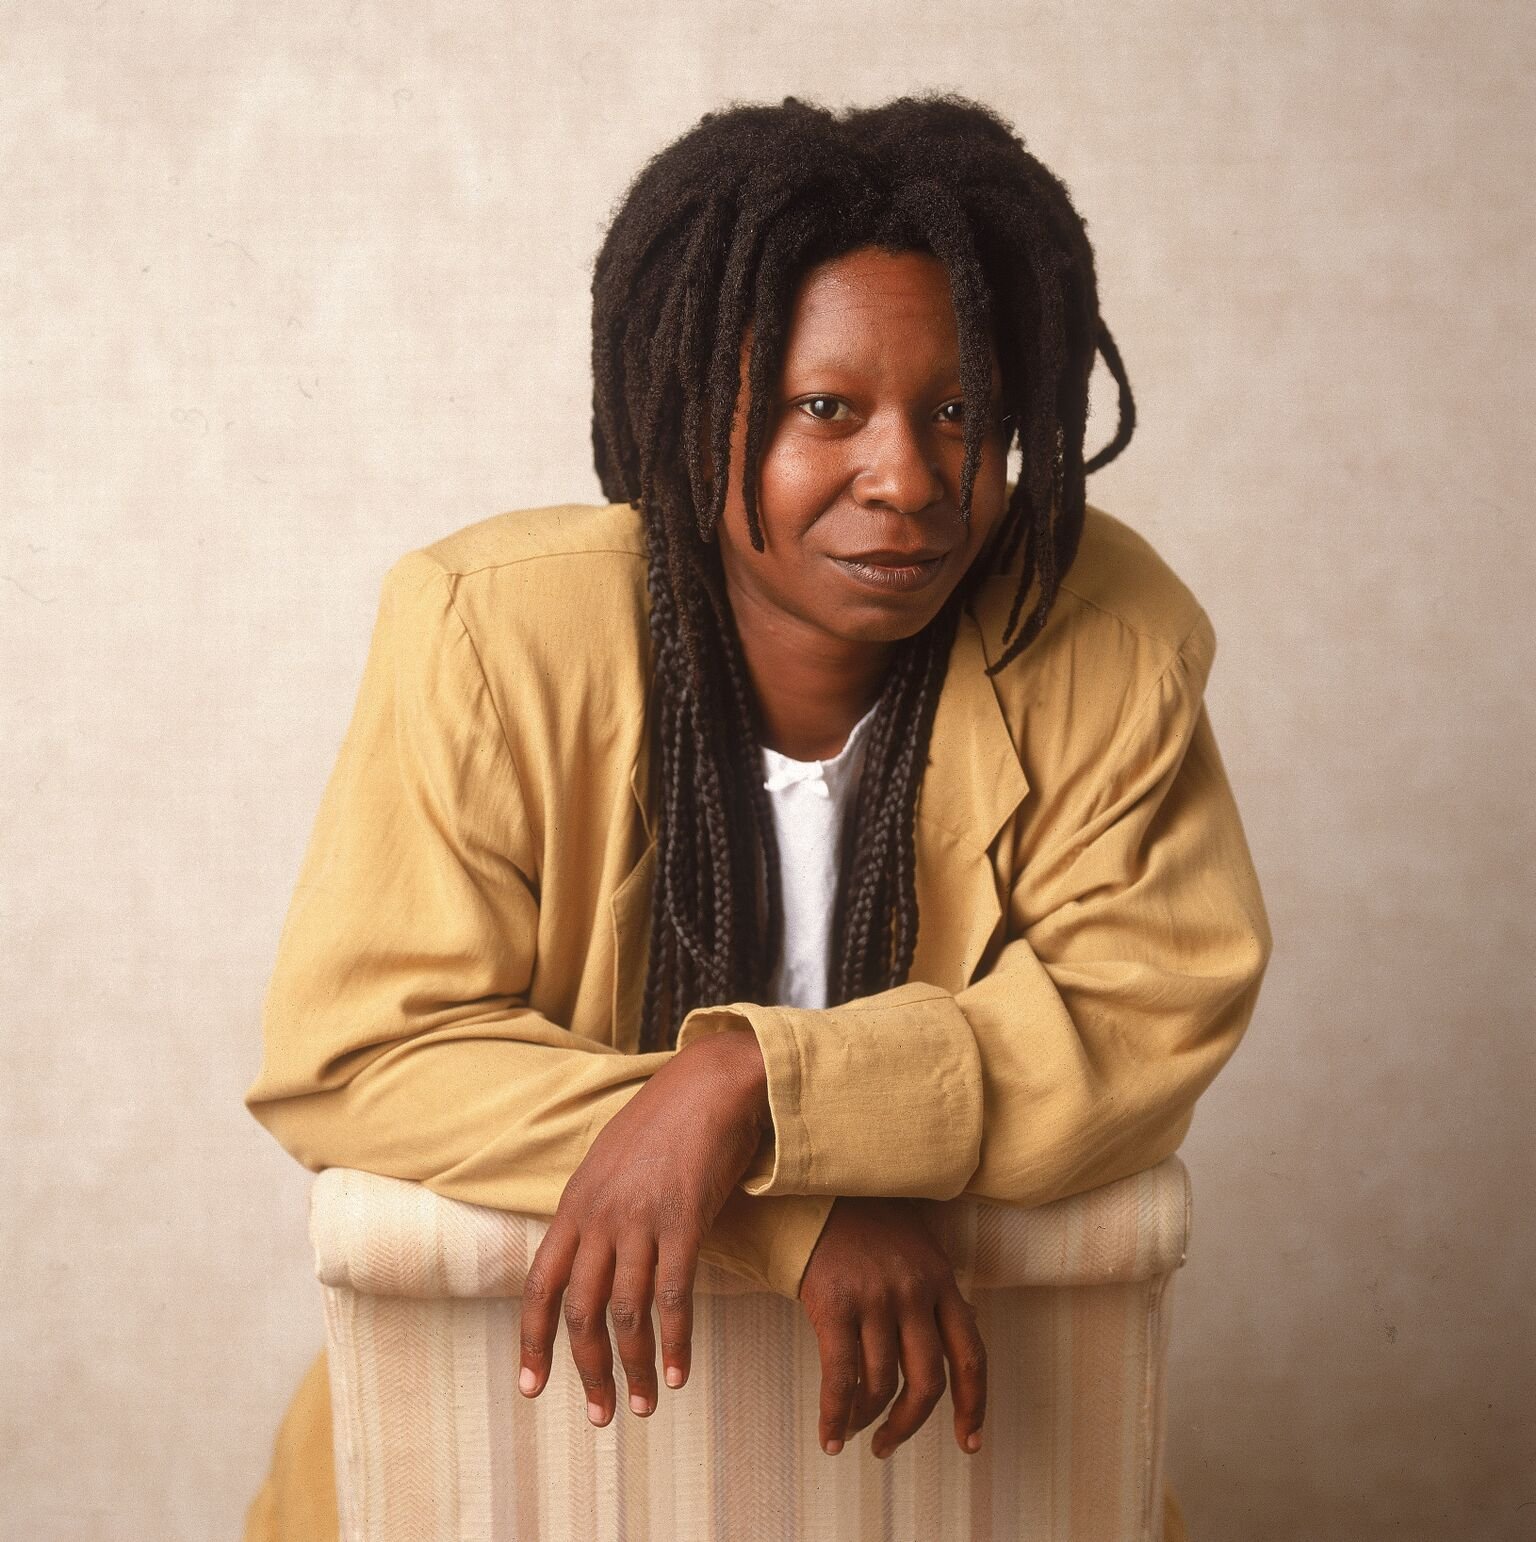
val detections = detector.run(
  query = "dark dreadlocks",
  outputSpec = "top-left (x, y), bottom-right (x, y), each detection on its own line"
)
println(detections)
top-left (590, 92), bottom-right (1135, 1053)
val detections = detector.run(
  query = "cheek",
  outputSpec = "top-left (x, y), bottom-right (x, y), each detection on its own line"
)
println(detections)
top-left (962, 465), bottom-right (1011, 556)
top-left (759, 439), bottom-right (846, 507)
top-left (752, 471), bottom-right (844, 565)
top-left (966, 441), bottom-right (1009, 503)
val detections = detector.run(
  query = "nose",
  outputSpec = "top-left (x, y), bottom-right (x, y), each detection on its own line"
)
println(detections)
top-left (851, 409), bottom-right (946, 515)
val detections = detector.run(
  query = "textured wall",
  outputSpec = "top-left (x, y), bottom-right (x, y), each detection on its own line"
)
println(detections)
top-left (3, 4), bottom-right (1531, 1538)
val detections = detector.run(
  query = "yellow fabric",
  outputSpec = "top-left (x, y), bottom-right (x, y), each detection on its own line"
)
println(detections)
top-left (243, 1350), bottom-right (334, 1541)
top-left (243, 497), bottom-right (1270, 1532)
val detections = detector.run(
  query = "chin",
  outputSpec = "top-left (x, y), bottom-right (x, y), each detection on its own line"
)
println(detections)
top-left (829, 597), bottom-right (952, 644)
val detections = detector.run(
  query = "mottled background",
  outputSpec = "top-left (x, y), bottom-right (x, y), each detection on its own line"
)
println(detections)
top-left (3, 4), bottom-right (1531, 1538)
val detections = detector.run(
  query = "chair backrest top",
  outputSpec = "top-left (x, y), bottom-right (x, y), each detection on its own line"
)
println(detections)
top-left (309, 1159), bottom-right (1191, 1301)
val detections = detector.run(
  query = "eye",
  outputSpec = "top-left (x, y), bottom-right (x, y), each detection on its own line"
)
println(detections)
top-left (798, 395), bottom-right (850, 422)
top-left (936, 399), bottom-right (965, 426)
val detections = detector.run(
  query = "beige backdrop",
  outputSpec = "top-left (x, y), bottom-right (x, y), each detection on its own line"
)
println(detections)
top-left (4, 4), bottom-right (1532, 1538)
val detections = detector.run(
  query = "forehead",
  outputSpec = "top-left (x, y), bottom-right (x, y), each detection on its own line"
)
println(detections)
top-left (789, 247), bottom-right (955, 328)
top-left (769, 247), bottom-right (999, 380)
top-left (779, 249), bottom-right (958, 371)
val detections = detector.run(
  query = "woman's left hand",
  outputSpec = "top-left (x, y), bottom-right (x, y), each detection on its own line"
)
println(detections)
top-left (517, 1028), bottom-right (770, 1426)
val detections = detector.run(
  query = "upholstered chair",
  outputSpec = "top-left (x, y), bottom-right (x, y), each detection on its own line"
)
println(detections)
top-left (309, 1156), bottom-right (1190, 1541)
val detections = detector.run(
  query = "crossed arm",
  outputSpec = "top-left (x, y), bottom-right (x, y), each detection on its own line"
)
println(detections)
top-left (511, 1023), bottom-right (992, 1460)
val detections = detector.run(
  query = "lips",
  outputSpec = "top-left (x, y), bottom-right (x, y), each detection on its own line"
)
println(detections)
top-left (840, 547), bottom-right (951, 564)
top-left (829, 549), bottom-right (949, 595)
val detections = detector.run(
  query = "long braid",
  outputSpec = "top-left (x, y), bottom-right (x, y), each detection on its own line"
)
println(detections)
top-left (590, 91), bottom-right (1135, 1050)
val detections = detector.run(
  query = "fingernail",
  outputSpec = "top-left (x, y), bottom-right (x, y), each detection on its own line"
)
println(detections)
top-left (665, 1365), bottom-right (684, 1388)
top-left (824, 1437), bottom-right (843, 1455)
top-left (630, 1393), bottom-right (652, 1416)
top-left (587, 1398), bottom-right (606, 1425)
top-left (966, 1431), bottom-right (982, 1453)
top-left (519, 1367), bottom-right (537, 1396)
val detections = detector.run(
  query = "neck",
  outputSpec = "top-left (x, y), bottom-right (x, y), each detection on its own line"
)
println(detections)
top-left (730, 601), bottom-right (892, 762)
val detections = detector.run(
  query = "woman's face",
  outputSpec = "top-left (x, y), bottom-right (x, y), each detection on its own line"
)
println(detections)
top-left (713, 246), bottom-right (1010, 650)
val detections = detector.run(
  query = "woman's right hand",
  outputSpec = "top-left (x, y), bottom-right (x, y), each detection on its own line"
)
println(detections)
top-left (797, 1195), bottom-right (987, 1461)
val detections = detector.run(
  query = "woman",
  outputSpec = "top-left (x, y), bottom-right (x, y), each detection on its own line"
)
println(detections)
top-left (244, 93), bottom-right (1272, 1539)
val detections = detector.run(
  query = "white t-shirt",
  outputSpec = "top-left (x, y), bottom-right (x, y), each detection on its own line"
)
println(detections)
top-left (758, 698), bottom-right (881, 1010)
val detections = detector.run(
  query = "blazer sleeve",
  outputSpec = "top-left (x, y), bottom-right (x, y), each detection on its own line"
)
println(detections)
top-left (674, 608), bottom-right (1275, 1207)
top-left (243, 551), bottom-right (834, 1301)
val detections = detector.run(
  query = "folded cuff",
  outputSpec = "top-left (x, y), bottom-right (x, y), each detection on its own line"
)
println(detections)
top-left (703, 1188), bottom-right (837, 1300)
top-left (676, 982), bottom-right (983, 1200)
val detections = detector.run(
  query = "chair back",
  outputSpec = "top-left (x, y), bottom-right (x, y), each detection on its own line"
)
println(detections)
top-left (311, 1159), bottom-right (1190, 1541)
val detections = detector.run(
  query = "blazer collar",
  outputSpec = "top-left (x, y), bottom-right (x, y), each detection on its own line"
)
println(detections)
top-left (627, 589), bottom-right (1029, 850)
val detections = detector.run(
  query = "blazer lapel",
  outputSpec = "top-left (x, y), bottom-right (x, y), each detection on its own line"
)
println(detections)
top-left (911, 599), bottom-right (1031, 989)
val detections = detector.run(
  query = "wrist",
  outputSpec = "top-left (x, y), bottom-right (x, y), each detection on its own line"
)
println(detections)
top-left (691, 1024), bottom-right (770, 1133)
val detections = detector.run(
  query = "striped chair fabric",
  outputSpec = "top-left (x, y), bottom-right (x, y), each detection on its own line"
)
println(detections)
top-left (310, 1158), bottom-right (1190, 1541)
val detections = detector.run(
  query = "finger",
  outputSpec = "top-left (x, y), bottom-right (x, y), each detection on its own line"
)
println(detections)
top-left (869, 1304), bottom-right (946, 1460)
top-left (609, 1234), bottom-right (659, 1417)
top-left (562, 1234), bottom-right (618, 1427)
top-left (936, 1283), bottom-right (988, 1454)
top-left (519, 1219), bottom-right (580, 1398)
top-left (812, 1300), bottom-right (862, 1455)
top-left (652, 1227), bottom-right (699, 1395)
top-left (844, 1311), bottom-right (900, 1438)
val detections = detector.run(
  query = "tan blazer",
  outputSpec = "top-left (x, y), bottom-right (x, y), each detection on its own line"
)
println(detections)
top-left (244, 498), bottom-right (1273, 1300)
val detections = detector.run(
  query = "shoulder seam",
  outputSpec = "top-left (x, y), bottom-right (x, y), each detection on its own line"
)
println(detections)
top-left (380, 556), bottom-right (541, 878)
top-left (1115, 609), bottom-right (1214, 746)
top-left (1053, 577), bottom-right (1198, 654)
top-left (416, 545), bottom-right (648, 582)
top-left (429, 567), bottom-right (521, 776)
top-left (439, 570), bottom-right (545, 884)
